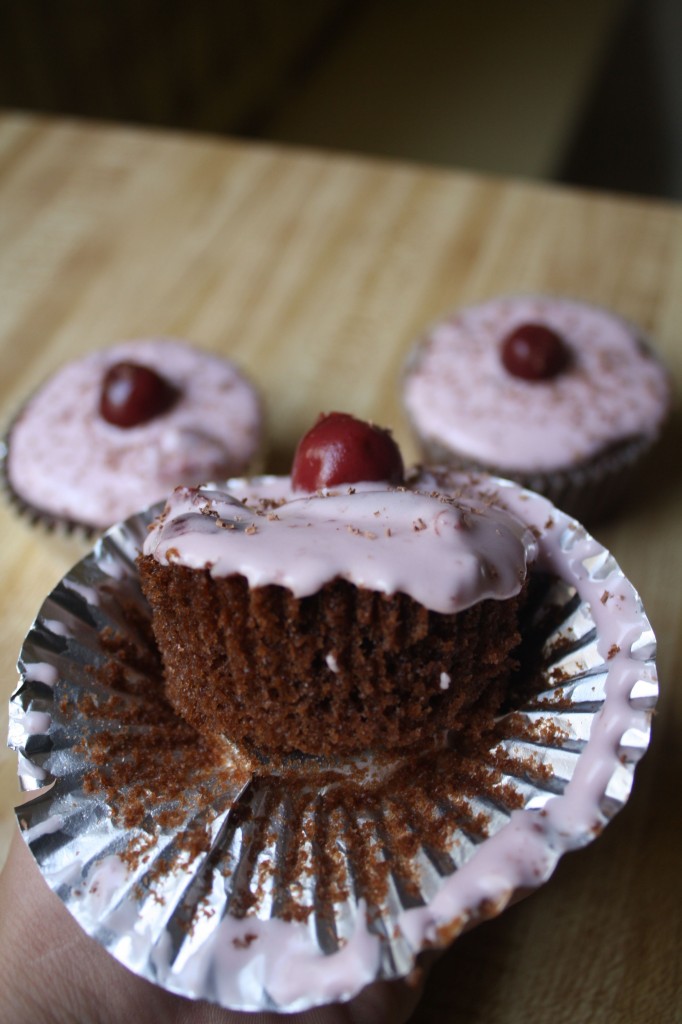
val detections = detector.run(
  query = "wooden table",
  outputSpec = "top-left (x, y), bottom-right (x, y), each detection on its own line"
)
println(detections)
top-left (0, 112), bottom-right (679, 1023)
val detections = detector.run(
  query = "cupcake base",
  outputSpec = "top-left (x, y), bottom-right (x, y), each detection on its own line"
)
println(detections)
top-left (138, 558), bottom-right (529, 758)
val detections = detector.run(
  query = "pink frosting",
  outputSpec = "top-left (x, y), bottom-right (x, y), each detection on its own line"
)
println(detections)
top-left (403, 296), bottom-right (671, 472)
top-left (7, 338), bottom-right (263, 530)
top-left (143, 481), bottom-right (538, 613)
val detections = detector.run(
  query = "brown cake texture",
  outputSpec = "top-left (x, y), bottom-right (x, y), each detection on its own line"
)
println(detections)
top-left (137, 557), bottom-right (528, 760)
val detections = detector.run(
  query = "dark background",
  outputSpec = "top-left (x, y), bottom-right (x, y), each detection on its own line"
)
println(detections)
top-left (0, 0), bottom-right (680, 201)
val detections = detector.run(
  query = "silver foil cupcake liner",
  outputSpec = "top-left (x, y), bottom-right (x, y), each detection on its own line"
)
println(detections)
top-left (7, 476), bottom-right (658, 1013)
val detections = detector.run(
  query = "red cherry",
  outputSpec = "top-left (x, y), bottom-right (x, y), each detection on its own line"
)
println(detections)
top-left (291, 412), bottom-right (404, 492)
top-left (100, 362), bottom-right (178, 427)
top-left (500, 323), bottom-right (570, 381)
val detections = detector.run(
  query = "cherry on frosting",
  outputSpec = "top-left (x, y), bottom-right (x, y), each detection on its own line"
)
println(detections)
top-left (100, 361), bottom-right (178, 428)
top-left (500, 323), bottom-right (570, 381)
top-left (291, 412), bottom-right (405, 492)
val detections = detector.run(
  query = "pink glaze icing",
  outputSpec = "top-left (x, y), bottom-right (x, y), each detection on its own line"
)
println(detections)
top-left (143, 482), bottom-right (538, 613)
top-left (403, 296), bottom-right (671, 472)
top-left (6, 338), bottom-right (263, 530)
top-left (156, 898), bottom-right (381, 1009)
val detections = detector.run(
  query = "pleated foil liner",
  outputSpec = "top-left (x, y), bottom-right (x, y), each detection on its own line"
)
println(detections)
top-left (8, 476), bottom-right (658, 1013)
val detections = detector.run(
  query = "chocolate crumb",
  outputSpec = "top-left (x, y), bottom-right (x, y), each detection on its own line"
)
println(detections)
top-left (216, 519), bottom-right (236, 530)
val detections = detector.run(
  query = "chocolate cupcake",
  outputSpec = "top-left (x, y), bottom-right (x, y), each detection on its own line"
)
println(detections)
top-left (2, 337), bottom-right (264, 537)
top-left (401, 296), bottom-right (672, 521)
top-left (139, 414), bottom-right (537, 759)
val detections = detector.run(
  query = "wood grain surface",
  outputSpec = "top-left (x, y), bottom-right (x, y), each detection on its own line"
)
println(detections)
top-left (0, 112), bottom-right (680, 1023)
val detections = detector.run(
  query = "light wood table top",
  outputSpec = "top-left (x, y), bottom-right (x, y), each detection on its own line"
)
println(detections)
top-left (0, 112), bottom-right (680, 1023)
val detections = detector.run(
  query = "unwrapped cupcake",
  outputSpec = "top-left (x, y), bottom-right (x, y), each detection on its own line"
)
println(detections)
top-left (11, 409), bottom-right (658, 1013)
top-left (138, 412), bottom-right (538, 760)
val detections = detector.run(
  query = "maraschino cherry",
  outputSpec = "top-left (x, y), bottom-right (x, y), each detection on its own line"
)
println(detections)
top-left (100, 362), bottom-right (178, 428)
top-left (501, 323), bottom-right (570, 381)
top-left (291, 412), bottom-right (404, 492)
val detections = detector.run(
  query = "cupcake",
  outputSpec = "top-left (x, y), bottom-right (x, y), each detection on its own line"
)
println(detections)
top-left (1, 338), bottom-right (264, 536)
top-left (401, 296), bottom-right (672, 521)
top-left (139, 413), bottom-right (537, 759)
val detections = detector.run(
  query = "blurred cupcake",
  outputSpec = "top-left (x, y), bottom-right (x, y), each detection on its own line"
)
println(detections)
top-left (401, 296), bottom-right (672, 521)
top-left (1, 337), bottom-right (264, 537)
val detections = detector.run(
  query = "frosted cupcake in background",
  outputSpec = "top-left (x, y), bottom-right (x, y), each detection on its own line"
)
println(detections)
top-left (1, 337), bottom-right (264, 538)
top-left (401, 296), bottom-right (672, 522)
